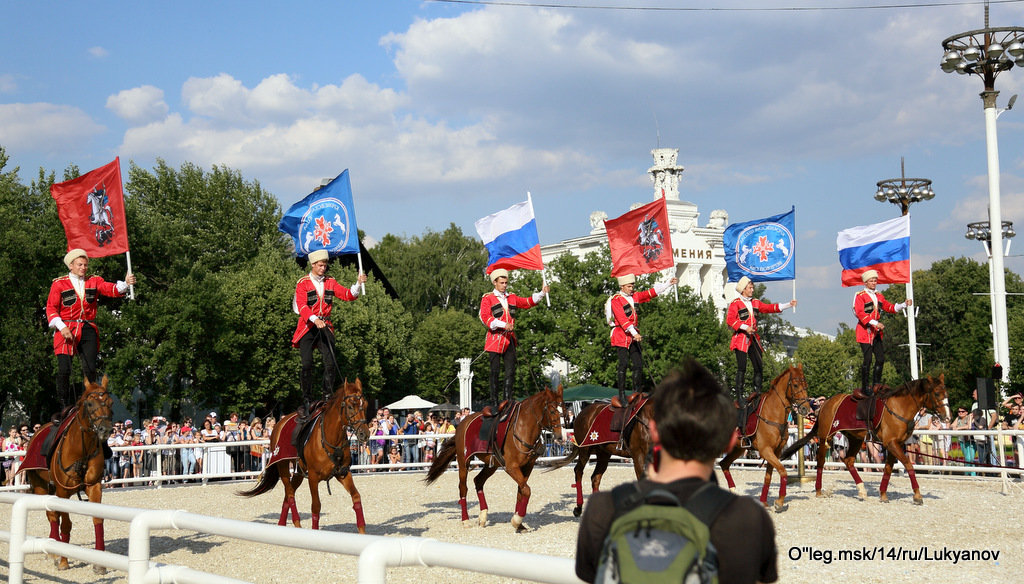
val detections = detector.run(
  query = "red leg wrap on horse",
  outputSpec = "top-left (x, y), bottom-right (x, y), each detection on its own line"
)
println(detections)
top-left (815, 468), bottom-right (823, 492)
top-left (575, 482), bottom-right (583, 507)
top-left (61, 530), bottom-right (71, 543)
top-left (907, 469), bottom-right (920, 491)
top-left (353, 501), bottom-right (365, 529)
top-left (759, 481), bottom-right (770, 503)
top-left (848, 465), bottom-right (863, 484)
top-left (477, 489), bottom-right (488, 511)
top-left (312, 513), bottom-right (320, 530)
top-left (779, 475), bottom-right (787, 500)
top-left (289, 498), bottom-right (301, 524)
top-left (879, 473), bottom-right (891, 494)
top-left (459, 497), bottom-right (469, 521)
top-left (49, 521), bottom-right (59, 540)
top-left (724, 470), bottom-right (736, 489)
top-left (94, 524), bottom-right (105, 551)
top-left (515, 494), bottom-right (529, 518)
top-left (278, 501), bottom-right (289, 526)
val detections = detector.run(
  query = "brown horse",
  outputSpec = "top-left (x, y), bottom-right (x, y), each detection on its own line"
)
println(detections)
top-left (719, 364), bottom-right (812, 512)
top-left (781, 375), bottom-right (949, 505)
top-left (548, 398), bottom-right (653, 517)
top-left (23, 376), bottom-right (114, 573)
top-left (425, 385), bottom-right (564, 532)
top-left (238, 379), bottom-right (370, 532)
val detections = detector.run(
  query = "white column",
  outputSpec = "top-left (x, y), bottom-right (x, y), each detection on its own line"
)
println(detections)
top-left (457, 357), bottom-right (474, 410)
top-left (983, 93), bottom-right (1011, 383)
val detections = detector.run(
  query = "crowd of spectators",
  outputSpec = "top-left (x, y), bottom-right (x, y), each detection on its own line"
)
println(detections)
top-left (351, 408), bottom-right (457, 471)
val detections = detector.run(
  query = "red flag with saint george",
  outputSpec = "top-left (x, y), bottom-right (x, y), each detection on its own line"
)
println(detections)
top-left (604, 197), bottom-right (674, 277)
top-left (50, 158), bottom-right (130, 256)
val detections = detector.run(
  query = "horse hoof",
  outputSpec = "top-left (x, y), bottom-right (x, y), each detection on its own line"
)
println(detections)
top-left (94, 565), bottom-right (108, 575)
top-left (514, 520), bottom-right (530, 533)
top-left (479, 509), bottom-right (488, 527)
top-left (573, 506), bottom-right (582, 518)
top-left (913, 498), bottom-right (923, 506)
top-left (773, 501), bottom-right (788, 513)
top-left (815, 491), bottom-right (825, 498)
top-left (461, 520), bottom-right (472, 529)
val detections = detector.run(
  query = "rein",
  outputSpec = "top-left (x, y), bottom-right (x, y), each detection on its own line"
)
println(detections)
top-left (54, 392), bottom-right (107, 491)
top-left (757, 369), bottom-right (807, 434)
top-left (509, 394), bottom-right (558, 458)
top-left (318, 394), bottom-right (365, 473)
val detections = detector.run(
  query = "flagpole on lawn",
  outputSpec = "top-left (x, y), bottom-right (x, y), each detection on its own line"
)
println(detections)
top-left (125, 251), bottom-right (135, 300)
top-left (527, 192), bottom-right (550, 307)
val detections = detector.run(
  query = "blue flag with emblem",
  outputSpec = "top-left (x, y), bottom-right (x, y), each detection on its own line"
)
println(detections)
top-left (723, 207), bottom-right (796, 282)
top-left (278, 169), bottom-right (360, 257)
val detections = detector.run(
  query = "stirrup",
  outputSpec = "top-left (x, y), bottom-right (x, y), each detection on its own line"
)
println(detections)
top-left (739, 435), bottom-right (753, 449)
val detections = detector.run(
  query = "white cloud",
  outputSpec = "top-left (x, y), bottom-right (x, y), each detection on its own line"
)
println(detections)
top-left (106, 86), bottom-right (169, 124)
top-left (88, 46), bottom-right (108, 58)
top-left (0, 103), bottom-right (104, 152)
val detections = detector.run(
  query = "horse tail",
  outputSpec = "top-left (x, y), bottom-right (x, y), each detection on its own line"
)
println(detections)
top-left (780, 419), bottom-right (819, 460)
top-left (236, 463), bottom-right (281, 497)
top-left (543, 443), bottom-right (580, 472)
top-left (424, 437), bottom-right (457, 485)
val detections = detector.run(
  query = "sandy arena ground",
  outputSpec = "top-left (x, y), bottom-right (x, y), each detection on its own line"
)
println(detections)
top-left (1, 464), bottom-right (1022, 583)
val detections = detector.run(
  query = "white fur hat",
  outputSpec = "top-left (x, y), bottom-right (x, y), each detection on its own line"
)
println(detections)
top-left (64, 249), bottom-right (88, 269)
top-left (490, 268), bottom-right (509, 283)
top-left (735, 275), bottom-right (752, 293)
top-left (308, 249), bottom-right (329, 264)
top-left (617, 274), bottom-right (635, 286)
top-left (862, 269), bottom-right (879, 283)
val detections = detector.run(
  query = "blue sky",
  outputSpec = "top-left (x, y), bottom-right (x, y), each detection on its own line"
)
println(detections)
top-left (3, 1), bottom-right (1024, 347)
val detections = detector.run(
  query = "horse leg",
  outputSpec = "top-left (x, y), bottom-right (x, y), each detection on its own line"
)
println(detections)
top-left (884, 441), bottom-right (923, 505)
top-left (759, 446), bottom-right (789, 513)
top-left (85, 481), bottom-right (106, 574)
top-left (879, 450), bottom-right (896, 503)
top-left (815, 432), bottom-right (828, 497)
top-left (56, 509), bottom-right (72, 570)
top-left (308, 477), bottom-right (322, 530)
top-left (844, 433), bottom-right (868, 500)
top-left (719, 446), bottom-right (742, 492)
top-left (505, 464), bottom-right (532, 533)
top-left (591, 450), bottom-right (611, 493)
top-left (337, 472), bottom-right (366, 534)
top-left (473, 463), bottom-right (499, 528)
top-left (458, 453), bottom-right (472, 525)
top-left (276, 461), bottom-right (301, 527)
top-left (571, 448), bottom-right (589, 517)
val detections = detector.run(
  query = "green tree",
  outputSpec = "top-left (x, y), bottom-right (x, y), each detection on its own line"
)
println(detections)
top-left (410, 308), bottom-right (489, 403)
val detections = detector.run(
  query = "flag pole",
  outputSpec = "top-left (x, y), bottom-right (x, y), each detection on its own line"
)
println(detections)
top-left (356, 248), bottom-right (366, 295)
top-left (126, 251), bottom-right (135, 300)
top-left (527, 191), bottom-right (550, 307)
top-left (791, 279), bottom-right (796, 313)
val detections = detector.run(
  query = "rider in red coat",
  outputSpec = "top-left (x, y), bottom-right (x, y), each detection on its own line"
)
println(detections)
top-left (852, 269), bottom-right (911, 398)
top-left (479, 268), bottom-right (548, 413)
top-left (607, 273), bottom-right (677, 406)
top-left (726, 276), bottom-right (795, 440)
top-left (292, 249), bottom-right (367, 419)
top-left (46, 249), bottom-right (135, 410)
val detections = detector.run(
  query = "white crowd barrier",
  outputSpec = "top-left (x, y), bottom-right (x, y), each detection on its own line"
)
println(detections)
top-left (0, 492), bottom-right (583, 584)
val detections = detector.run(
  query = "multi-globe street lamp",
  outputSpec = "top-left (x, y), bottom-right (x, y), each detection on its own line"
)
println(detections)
top-left (940, 7), bottom-right (1023, 383)
top-left (874, 159), bottom-right (934, 379)
top-left (965, 220), bottom-right (1016, 376)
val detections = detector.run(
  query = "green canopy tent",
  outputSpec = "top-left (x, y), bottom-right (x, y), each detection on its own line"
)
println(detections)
top-left (561, 384), bottom-right (633, 402)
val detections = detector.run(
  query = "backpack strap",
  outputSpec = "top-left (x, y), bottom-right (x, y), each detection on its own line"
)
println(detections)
top-left (610, 482), bottom-right (646, 515)
top-left (683, 482), bottom-right (736, 527)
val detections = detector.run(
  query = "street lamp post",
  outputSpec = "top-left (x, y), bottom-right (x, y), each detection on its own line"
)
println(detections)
top-left (965, 220), bottom-right (1016, 375)
top-left (940, 5), bottom-right (1023, 383)
top-left (874, 158), bottom-right (934, 379)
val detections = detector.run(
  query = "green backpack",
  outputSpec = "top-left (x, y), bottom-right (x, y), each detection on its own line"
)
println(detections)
top-left (595, 481), bottom-right (735, 584)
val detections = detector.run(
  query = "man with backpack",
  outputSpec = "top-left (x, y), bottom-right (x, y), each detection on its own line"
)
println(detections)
top-left (575, 359), bottom-right (778, 584)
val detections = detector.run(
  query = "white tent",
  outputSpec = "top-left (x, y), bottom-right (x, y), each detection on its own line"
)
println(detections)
top-left (385, 395), bottom-right (437, 411)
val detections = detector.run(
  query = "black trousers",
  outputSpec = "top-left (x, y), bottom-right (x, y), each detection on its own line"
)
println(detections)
top-left (733, 343), bottom-right (764, 403)
top-left (488, 346), bottom-right (517, 405)
top-left (299, 327), bottom-right (337, 405)
top-left (616, 343), bottom-right (643, 401)
top-left (860, 338), bottom-right (885, 393)
top-left (56, 325), bottom-right (99, 409)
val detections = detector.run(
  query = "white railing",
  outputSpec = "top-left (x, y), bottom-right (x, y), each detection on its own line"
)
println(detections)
top-left (0, 492), bottom-right (583, 584)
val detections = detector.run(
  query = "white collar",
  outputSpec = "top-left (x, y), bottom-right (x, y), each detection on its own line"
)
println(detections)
top-left (309, 272), bottom-right (325, 283)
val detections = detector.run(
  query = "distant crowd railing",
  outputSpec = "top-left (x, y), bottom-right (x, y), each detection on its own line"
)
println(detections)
top-left (2, 427), bottom-right (1023, 492)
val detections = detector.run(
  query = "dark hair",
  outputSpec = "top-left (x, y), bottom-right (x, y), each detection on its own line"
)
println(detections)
top-left (651, 359), bottom-right (734, 463)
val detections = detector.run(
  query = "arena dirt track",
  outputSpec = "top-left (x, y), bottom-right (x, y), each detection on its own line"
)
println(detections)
top-left (1, 465), bottom-right (1022, 583)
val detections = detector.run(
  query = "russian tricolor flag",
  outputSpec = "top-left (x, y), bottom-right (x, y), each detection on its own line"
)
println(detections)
top-left (837, 215), bottom-right (910, 287)
top-left (474, 197), bottom-right (544, 274)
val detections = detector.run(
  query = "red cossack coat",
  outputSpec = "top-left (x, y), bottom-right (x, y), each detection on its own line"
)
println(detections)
top-left (609, 289), bottom-right (658, 348)
top-left (291, 275), bottom-right (358, 347)
top-left (853, 289), bottom-right (896, 344)
top-left (479, 291), bottom-right (537, 354)
top-left (726, 297), bottom-right (781, 353)
top-left (46, 275), bottom-right (123, 356)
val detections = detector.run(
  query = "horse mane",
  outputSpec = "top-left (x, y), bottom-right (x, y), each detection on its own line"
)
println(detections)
top-left (877, 377), bottom-right (931, 399)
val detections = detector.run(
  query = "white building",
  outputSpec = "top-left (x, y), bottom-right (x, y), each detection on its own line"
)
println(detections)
top-left (540, 147), bottom-right (731, 313)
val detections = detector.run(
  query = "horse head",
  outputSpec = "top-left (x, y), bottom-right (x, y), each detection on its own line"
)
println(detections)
top-left (336, 378), bottom-right (370, 443)
top-left (920, 373), bottom-right (950, 423)
top-left (543, 384), bottom-right (565, 443)
top-left (78, 376), bottom-right (114, 440)
top-left (780, 363), bottom-right (813, 418)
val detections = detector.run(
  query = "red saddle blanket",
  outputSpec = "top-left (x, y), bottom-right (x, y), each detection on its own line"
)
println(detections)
top-left (826, 395), bottom-right (884, 436)
top-left (461, 406), bottom-right (518, 459)
top-left (266, 407), bottom-right (326, 466)
top-left (741, 394), bottom-right (769, 438)
top-left (576, 397), bottom-right (649, 448)
top-left (19, 409), bottom-right (79, 473)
